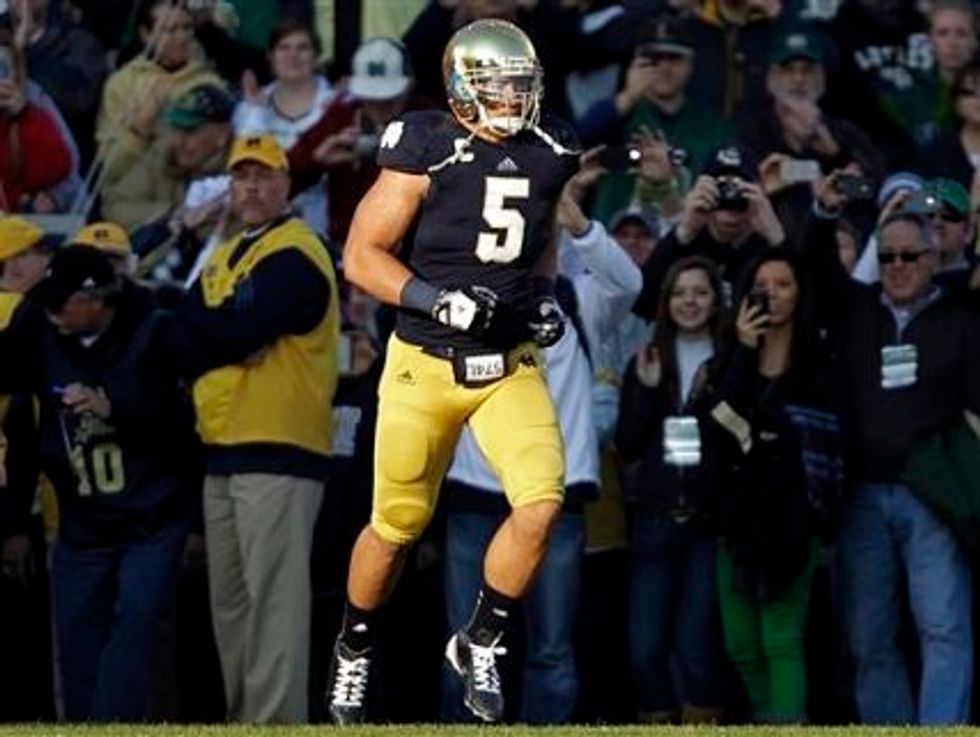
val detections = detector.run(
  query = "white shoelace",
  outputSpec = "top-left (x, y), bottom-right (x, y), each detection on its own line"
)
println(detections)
top-left (331, 653), bottom-right (370, 707)
top-left (470, 641), bottom-right (507, 695)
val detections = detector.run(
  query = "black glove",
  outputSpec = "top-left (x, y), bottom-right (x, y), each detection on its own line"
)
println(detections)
top-left (431, 285), bottom-right (499, 335)
top-left (527, 296), bottom-right (565, 347)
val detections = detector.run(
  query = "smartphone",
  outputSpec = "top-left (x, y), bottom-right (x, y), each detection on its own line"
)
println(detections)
top-left (747, 288), bottom-right (770, 316)
top-left (833, 174), bottom-right (875, 201)
top-left (0, 48), bottom-right (13, 81)
top-left (598, 145), bottom-right (641, 171)
top-left (780, 158), bottom-right (821, 184)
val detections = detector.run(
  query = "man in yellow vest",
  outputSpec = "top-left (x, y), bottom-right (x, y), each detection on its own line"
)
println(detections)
top-left (182, 134), bottom-right (340, 723)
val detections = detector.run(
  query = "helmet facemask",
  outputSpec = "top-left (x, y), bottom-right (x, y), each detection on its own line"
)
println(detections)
top-left (454, 58), bottom-right (542, 137)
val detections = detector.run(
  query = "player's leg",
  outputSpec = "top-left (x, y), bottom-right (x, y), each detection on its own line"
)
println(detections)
top-left (445, 349), bottom-right (564, 722)
top-left (328, 337), bottom-right (465, 724)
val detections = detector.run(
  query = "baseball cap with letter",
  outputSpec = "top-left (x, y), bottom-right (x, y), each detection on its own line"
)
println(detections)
top-left (349, 37), bottom-right (412, 101)
top-left (72, 222), bottom-right (132, 256)
top-left (227, 134), bottom-right (289, 171)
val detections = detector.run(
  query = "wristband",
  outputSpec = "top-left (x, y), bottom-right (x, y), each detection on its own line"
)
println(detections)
top-left (400, 276), bottom-right (441, 314)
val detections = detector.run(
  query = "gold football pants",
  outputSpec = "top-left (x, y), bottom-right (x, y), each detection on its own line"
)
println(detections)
top-left (371, 334), bottom-right (564, 545)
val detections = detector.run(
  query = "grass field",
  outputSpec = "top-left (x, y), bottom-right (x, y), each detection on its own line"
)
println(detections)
top-left (0, 726), bottom-right (979, 737)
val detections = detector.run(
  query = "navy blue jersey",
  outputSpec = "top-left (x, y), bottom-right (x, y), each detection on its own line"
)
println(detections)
top-left (0, 284), bottom-right (198, 547)
top-left (377, 110), bottom-right (579, 352)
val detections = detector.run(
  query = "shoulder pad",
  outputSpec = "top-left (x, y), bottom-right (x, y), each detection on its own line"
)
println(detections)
top-left (376, 111), bottom-right (456, 174)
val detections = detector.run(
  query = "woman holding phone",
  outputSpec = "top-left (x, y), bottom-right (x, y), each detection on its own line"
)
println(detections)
top-left (710, 252), bottom-right (839, 723)
top-left (615, 255), bottom-right (729, 724)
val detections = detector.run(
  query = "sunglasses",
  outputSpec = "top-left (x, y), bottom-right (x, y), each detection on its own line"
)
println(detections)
top-left (878, 250), bottom-right (929, 265)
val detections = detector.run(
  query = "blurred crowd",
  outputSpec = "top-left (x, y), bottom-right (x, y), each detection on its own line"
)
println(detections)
top-left (1, 0), bottom-right (980, 726)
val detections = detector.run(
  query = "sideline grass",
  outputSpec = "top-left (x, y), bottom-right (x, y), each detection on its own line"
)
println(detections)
top-left (0, 726), bottom-right (979, 737)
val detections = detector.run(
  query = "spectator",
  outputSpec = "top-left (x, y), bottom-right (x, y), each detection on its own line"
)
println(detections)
top-left (711, 252), bottom-right (833, 722)
top-left (826, 0), bottom-right (932, 166)
top-left (72, 221), bottom-right (138, 278)
top-left (738, 28), bottom-right (884, 248)
top-left (289, 36), bottom-right (428, 252)
top-left (96, 0), bottom-right (223, 187)
top-left (580, 18), bottom-right (730, 225)
top-left (889, 0), bottom-right (977, 149)
top-left (0, 245), bottom-right (197, 721)
top-left (809, 174), bottom-right (979, 725)
top-left (852, 178), bottom-right (975, 296)
top-left (920, 56), bottom-right (980, 190)
top-left (616, 255), bottom-right (729, 724)
top-left (101, 81), bottom-right (235, 230)
top-left (180, 134), bottom-right (340, 722)
top-left (0, 216), bottom-right (56, 721)
top-left (683, 0), bottom-right (783, 120)
top-left (10, 0), bottom-right (107, 164)
top-left (0, 22), bottom-right (71, 212)
top-left (233, 19), bottom-right (333, 235)
top-left (633, 145), bottom-right (786, 318)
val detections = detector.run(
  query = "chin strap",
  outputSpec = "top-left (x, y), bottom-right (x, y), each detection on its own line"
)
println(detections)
top-left (427, 130), bottom-right (478, 173)
top-left (531, 124), bottom-right (579, 157)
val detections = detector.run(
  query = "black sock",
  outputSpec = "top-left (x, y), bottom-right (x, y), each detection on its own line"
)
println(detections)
top-left (339, 600), bottom-right (377, 653)
top-left (464, 583), bottom-right (517, 647)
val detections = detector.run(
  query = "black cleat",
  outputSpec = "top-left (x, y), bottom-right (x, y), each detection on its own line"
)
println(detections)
top-left (444, 629), bottom-right (506, 723)
top-left (326, 640), bottom-right (373, 725)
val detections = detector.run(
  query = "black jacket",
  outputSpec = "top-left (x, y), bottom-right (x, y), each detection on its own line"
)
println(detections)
top-left (711, 343), bottom-right (830, 599)
top-left (804, 212), bottom-right (980, 482)
top-left (0, 283), bottom-right (197, 547)
top-left (616, 353), bottom-right (721, 522)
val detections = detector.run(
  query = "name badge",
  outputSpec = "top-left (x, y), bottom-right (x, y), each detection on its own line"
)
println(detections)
top-left (663, 416), bottom-right (702, 467)
top-left (881, 344), bottom-right (918, 390)
top-left (460, 353), bottom-right (505, 385)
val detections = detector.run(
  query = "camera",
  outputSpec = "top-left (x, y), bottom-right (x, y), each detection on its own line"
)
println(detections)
top-left (832, 174), bottom-right (874, 201)
top-left (715, 176), bottom-right (748, 212)
top-left (598, 145), bottom-right (641, 171)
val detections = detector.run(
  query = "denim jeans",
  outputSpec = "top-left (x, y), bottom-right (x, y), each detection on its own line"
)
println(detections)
top-left (52, 518), bottom-right (188, 721)
top-left (441, 508), bottom-right (584, 724)
top-left (628, 516), bottom-right (727, 714)
top-left (837, 483), bottom-right (972, 725)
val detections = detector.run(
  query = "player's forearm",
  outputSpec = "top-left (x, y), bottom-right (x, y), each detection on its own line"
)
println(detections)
top-left (344, 243), bottom-right (415, 307)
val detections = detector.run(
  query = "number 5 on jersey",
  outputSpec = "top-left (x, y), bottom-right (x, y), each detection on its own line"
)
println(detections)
top-left (475, 176), bottom-right (529, 264)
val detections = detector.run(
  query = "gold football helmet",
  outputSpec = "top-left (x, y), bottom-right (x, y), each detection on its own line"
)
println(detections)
top-left (442, 19), bottom-right (543, 137)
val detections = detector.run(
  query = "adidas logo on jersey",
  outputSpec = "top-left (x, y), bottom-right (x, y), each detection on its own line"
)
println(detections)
top-left (496, 157), bottom-right (519, 172)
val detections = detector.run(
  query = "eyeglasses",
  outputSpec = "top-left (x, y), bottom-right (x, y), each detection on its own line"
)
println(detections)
top-left (878, 250), bottom-right (928, 265)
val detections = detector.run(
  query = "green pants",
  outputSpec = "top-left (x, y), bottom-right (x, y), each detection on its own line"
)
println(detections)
top-left (716, 545), bottom-right (817, 722)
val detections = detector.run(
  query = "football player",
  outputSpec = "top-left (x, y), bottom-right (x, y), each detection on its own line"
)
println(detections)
top-left (326, 19), bottom-right (580, 725)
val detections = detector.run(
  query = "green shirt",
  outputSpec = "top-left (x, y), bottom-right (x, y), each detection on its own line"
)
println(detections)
top-left (590, 97), bottom-right (731, 226)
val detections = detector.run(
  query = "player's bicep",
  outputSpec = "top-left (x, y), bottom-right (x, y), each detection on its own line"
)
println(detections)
top-left (344, 169), bottom-right (430, 305)
top-left (346, 169), bottom-right (429, 257)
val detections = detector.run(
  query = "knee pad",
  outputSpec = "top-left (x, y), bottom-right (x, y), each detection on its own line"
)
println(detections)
top-left (374, 420), bottom-right (440, 545)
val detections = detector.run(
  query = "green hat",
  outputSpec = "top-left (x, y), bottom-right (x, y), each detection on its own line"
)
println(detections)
top-left (769, 30), bottom-right (824, 66)
top-left (165, 83), bottom-right (236, 131)
top-left (926, 178), bottom-right (970, 216)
